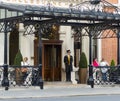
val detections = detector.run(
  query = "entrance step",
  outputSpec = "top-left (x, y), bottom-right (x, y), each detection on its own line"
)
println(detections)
top-left (44, 81), bottom-right (88, 89)
top-left (44, 81), bottom-right (72, 85)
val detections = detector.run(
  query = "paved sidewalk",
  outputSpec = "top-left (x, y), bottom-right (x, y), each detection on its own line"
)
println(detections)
top-left (0, 83), bottom-right (120, 99)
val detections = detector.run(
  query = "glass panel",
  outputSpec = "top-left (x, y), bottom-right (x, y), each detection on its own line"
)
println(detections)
top-left (0, 9), bottom-right (5, 19)
top-left (18, 12), bottom-right (23, 16)
top-left (7, 10), bottom-right (12, 18)
top-left (11, 11), bottom-right (17, 16)
top-left (0, 9), bottom-right (23, 19)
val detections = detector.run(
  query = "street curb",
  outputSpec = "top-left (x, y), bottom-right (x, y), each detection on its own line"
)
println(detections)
top-left (0, 85), bottom-right (120, 99)
top-left (0, 92), bottom-right (120, 99)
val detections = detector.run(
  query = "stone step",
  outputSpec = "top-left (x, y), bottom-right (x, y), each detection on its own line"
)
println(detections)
top-left (43, 81), bottom-right (89, 89)
top-left (44, 81), bottom-right (72, 85)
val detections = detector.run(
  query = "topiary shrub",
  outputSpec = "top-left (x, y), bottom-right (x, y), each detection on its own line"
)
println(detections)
top-left (14, 49), bottom-right (23, 66)
top-left (13, 49), bottom-right (23, 85)
top-left (110, 59), bottom-right (116, 72)
top-left (79, 52), bottom-right (88, 68)
top-left (79, 52), bottom-right (88, 84)
top-left (110, 59), bottom-right (115, 66)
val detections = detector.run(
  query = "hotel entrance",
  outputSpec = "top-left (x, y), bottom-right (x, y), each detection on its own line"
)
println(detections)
top-left (42, 40), bottom-right (62, 81)
top-left (34, 40), bottom-right (62, 81)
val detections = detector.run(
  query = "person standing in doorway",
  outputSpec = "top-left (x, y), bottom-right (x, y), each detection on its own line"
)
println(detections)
top-left (64, 50), bottom-right (73, 82)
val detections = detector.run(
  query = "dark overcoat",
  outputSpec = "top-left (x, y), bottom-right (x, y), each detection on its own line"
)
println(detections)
top-left (64, 55), bottom-right (73, 72)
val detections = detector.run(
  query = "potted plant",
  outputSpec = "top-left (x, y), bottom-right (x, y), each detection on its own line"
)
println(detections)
top-left (110, 59), bottom-right (116, 72)
top-left (79, 52), bottom-right (88, 84)
top-left (109, 59), bottom-right (116, 82)
top-left (14, 49), bottom-right (23, 85)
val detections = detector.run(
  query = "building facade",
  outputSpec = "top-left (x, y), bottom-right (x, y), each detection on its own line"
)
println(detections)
top-left (0, 0), bottom-right (119, 82)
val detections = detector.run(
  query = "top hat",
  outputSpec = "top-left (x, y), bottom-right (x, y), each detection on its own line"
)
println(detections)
top-left (66, 50), bottom-right (71, 53)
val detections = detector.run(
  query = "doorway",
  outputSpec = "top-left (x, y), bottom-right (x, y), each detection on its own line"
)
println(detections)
top-left (43, 40), bottom-right (62, 81)
top-left (34, 40), bottom-right (63, 81)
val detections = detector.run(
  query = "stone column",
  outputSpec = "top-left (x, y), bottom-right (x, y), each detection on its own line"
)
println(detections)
top-left (19, 23), bottom-right (34, 65)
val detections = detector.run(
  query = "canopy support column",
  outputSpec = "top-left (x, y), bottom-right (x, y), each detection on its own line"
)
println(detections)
top-left (117, 29), bottom-right (120, 65)
top-left (2, 21), bottom-right (9, 90)
top-left (38, 26), bottom-right (44, 89)
top-left (88, 31), bottom-right (94, 88)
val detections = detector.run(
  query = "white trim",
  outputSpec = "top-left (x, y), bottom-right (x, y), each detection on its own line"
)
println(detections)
top-left (97, 39), bottom-right (101, 63)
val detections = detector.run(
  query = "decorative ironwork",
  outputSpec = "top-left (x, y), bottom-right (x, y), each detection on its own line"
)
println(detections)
top-left (0, 20), bottom-right (19, 33)
top-left (72, 23), bottom-right (118, 39)
top-left (0, 0), bottom-right (119, 38)
top-left (0, 0), bottom-right (120, 89)
top-left (23, 25), bottom-right (35, 35)
top-left (71, 0), bottom-right (119, 13)
top-left (93, 66), bottom-right (120, 85)
top-left (0, 65), bottom-right (41, 87)
top-left (23, 23), bottom-right (60, 39)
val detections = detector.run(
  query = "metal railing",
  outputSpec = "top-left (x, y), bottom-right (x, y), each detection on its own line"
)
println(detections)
top-left (93, 66), bottom-right (120, 85)
top-left (0, 65), bottom-right (43, 90)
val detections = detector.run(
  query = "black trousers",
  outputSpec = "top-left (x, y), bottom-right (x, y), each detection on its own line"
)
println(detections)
top-left (66, 65), bottom-right (71, 81)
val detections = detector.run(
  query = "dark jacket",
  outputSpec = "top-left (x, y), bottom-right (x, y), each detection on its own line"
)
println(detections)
top-left (64, 55), bottom-right (73, 72)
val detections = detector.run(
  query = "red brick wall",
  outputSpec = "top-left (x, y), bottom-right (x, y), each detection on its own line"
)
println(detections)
top-left (101, 0), bottom-right (118, 65)
top-left (106, 0), bottom-right (118, 4)
top-left (101, 35), bottom-right (117, 65)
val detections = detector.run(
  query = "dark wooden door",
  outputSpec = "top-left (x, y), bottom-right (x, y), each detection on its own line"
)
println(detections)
top-left (44, 44), bottom-right (61, 81)
top-left (34, 40), bottom-right (62, 81)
